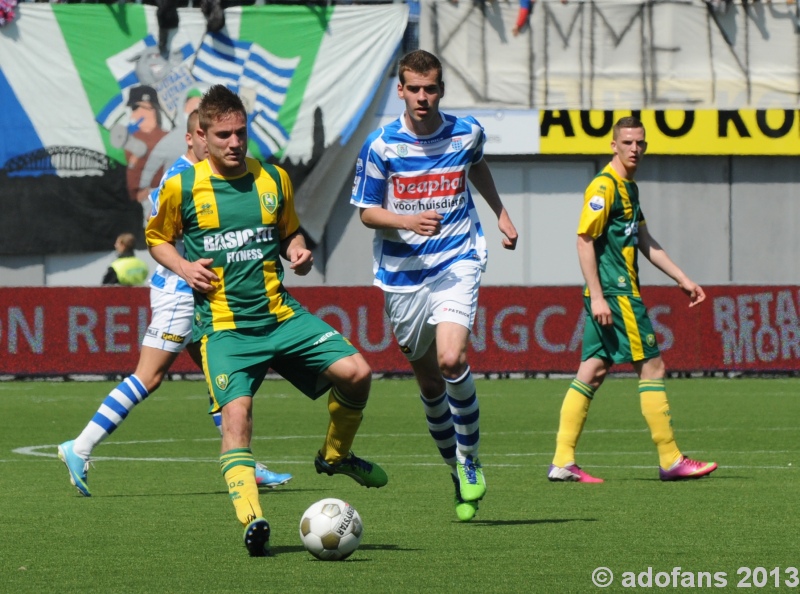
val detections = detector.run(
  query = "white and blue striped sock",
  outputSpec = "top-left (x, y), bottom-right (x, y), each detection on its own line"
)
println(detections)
top-left (446, 367), bottom-right (479, 464)
top-left (211, 413), bottom-right (223, 436)
top-left (420, 391), bottom-right (457, 467)
top-left (209, 395), bottom-right (223, 436)
top-left (72, 375), bottom-right (149, 459)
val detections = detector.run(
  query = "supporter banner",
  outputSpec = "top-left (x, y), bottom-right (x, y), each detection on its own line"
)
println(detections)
top-left (2, 286), bottom-right (798, 376)
top-left (539, 109), bottom-right (800, 156)
top-left (427, 1), bottom-right (800, 112)
top-left (0, 4), bottom-right (406, 255)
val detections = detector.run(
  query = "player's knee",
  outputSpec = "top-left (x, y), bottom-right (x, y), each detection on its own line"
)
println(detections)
top-left (220, 400), bottom-right (252, 440)
top-left (353, 365), bottom-right (372, 395)
top-left (577, 359), bottom-right (608, 388)
top-left (419, 377), bottom-right (446, 398)
top-left (593, 366), bottom-right (608, 386)
top-left (133, 370), bottom-right (165, 393)
top-left (438, 351), bottom-right (467, 379)
top-left (649, 357), bottom-right (666, 377)
top-left (333, 355), bottom-right (372, 395)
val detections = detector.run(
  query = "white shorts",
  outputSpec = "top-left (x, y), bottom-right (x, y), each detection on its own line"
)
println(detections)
top-left (384, 260), bottom-right (481, 362)
top-left (141, 288), bottom-right (194, 353)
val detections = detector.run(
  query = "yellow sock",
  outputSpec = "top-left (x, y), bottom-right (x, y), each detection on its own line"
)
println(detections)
top-left (639, 379), bottom-right (682, 469)
top-left (220, 448), bottom-right (262, 526)
top-left (552, 380), bottom-right (594, 467)
top-left (320, 387), bottom-right (364, 464)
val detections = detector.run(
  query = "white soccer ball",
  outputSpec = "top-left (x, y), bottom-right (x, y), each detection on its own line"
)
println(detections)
top-left (299, 498), bottom-right (364, 561)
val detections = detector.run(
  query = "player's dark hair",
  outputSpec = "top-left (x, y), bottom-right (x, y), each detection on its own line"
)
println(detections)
top-left (398, 50), bottom-right (443, 86)
top-left (613, 116), bottom-right (644, 140)
top-left (198, 85), bottom-right (246, 131)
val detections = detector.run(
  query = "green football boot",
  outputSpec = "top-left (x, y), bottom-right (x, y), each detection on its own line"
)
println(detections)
top-left (456, 455), bottom-right (486, 502)
top-left (314, 451), bottom-right (388, 488)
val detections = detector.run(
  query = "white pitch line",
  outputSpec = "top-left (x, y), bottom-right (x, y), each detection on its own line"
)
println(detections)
top-left (9, 440), bottom-right (799, 472)
top-left (2, 457), bottom-right (795, 470)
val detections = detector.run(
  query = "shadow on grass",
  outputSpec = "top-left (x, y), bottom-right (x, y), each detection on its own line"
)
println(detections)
top-left (466, 518), bottom-right (598, 527)
top-left (628, 476), bottom-right (721, 483)
top-left (268, 543), bottom-right (417, 558)
top-left (94, 486), bottom-right (331, 498)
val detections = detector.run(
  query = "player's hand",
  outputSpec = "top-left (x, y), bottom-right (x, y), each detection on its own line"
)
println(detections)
top-left (591, 296), bottom-right (613, 326)
top-left (180, 258), bottom-right (218, 293)
top-left (680, 280), bottom-right (706, 307)
top-left (498, 210), bottom-right (518, 250)
top-left (411, 210), bottom-right (443, 237)
top-left (289, 248), bottom-right (314, 276)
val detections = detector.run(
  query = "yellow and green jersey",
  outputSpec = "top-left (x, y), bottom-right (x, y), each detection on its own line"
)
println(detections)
top-left (577, 164), bottom-right (646, 298)
top-left (146, 157), bottom-right (304, 338)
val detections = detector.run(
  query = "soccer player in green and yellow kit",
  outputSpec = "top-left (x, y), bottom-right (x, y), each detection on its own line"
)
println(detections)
top-left (548, 116), bottom-right (717, 484)
top-left (146, 85), bottom-right (387, 557)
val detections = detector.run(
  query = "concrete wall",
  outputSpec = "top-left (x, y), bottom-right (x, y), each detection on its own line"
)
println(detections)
top-left (2, 154), bottom-right (798, 288)
top-left (730, 157), bottom-right (800, 284)
top-left (318, 154), bottom-right (800, 289)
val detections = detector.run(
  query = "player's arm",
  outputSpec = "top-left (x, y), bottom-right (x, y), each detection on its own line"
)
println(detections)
top-left (359, 206), bottom-right (443, 237)
top-left (275, 167), bottom-right (313, 276)
top-left (352, 137), bottom-right (443, 237)
top-left (468, 158), bottom-right (518, 250)
top-left (637, 224), bottom-right (705, 307)
top-left (280, 230), bottom-right (313, 276)
top-left (577, 177), bottom-right (614, 325)
top-left (577, 233), bottom-right (612, 326)
top-left (145, 181), bottom-right (217, 293)
top-left (148, 241), bottom-right (217, 294)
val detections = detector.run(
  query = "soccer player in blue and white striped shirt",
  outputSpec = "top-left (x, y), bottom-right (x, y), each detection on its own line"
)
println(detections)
top-left (351, 50), bottom-right (518, 521)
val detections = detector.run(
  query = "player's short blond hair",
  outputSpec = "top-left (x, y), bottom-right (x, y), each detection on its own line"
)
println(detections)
top-left (186, 109), bottom-right (200, 134)
top-left (613, 116), bottom-right (645, 140)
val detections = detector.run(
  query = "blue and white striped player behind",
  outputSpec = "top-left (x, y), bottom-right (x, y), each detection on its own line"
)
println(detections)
top-left (58, 110), bottom-right (292, 496)
top-left (350, 50), bottom-right (519, 521)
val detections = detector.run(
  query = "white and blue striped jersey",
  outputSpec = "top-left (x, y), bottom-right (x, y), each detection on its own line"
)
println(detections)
top-left (148, 155), bottom-right (193, 295)
top-left (350, 112), bottom-right (487, 293)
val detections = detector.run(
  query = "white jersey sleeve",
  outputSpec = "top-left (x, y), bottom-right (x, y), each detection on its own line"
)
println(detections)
top-left (148, 155), bottom-right (195, 295)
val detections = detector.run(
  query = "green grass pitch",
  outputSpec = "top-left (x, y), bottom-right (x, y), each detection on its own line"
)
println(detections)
top-left (1, 377), bottom-right (798, 593)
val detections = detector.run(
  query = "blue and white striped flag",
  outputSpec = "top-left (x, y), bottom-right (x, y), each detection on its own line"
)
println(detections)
top-left (193, 32), bottom-right (299, 157)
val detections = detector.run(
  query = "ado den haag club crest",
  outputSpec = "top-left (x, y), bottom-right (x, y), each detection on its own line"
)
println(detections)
top-left (260, 192), bottom-right (278, 214)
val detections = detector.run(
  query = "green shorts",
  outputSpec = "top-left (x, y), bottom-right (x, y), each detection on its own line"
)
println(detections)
top-left (581, 295), bottom-right (660, 364)
top-left (201, 309), bottom-right (359, 411)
